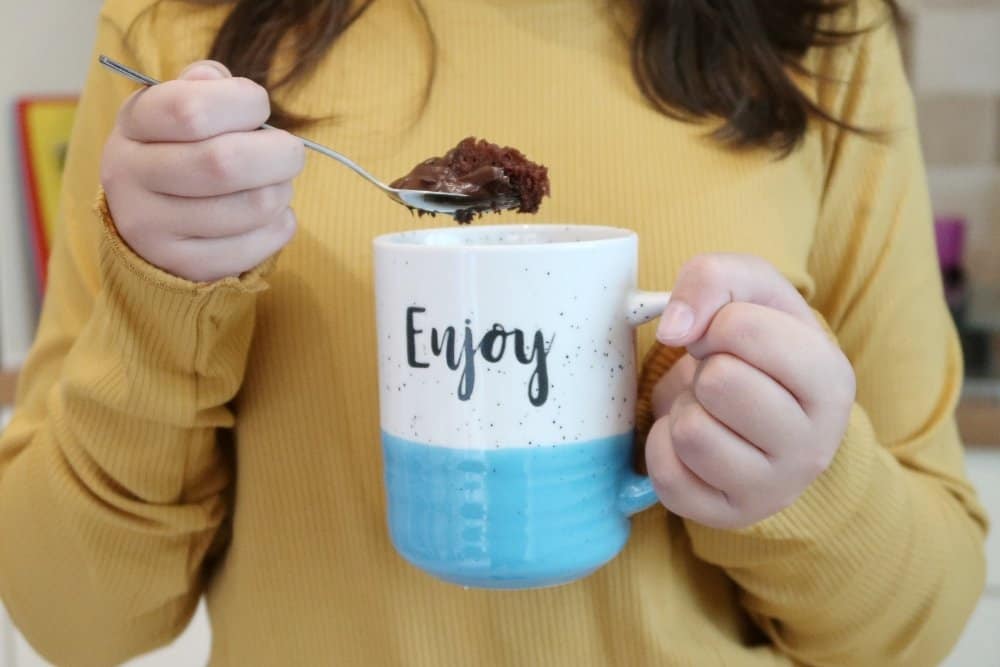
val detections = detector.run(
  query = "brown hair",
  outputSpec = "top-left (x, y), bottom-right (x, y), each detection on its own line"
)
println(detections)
top-left (202, 0), bottom-right (900, 153)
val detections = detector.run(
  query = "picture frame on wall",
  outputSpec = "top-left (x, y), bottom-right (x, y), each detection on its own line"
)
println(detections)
top-left (15, 95), bottom-right (78, 293)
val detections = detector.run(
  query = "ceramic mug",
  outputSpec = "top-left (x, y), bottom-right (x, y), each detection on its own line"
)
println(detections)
top-left (373, 224), bottom-right (670, 590)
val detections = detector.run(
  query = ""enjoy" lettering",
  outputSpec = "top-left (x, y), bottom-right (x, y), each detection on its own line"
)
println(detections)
top-left (405, 307), bottom-right (553, 406)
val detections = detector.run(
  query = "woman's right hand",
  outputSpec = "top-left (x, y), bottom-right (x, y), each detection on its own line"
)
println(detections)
top-left (101, 60), bottom-right (305, 283)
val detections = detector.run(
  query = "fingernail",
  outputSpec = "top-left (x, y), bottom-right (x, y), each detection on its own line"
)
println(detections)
top-left (657, 301), bottom-right (694, 342)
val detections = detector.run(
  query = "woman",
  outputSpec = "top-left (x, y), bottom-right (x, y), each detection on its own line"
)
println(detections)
top-left (0, 0), bottom-right (987, 665)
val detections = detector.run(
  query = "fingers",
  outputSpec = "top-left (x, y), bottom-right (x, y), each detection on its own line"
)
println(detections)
top-left (166, 209), bottom-right (297, 282)
top-left (118, 62), bottom-right (271, 142)
top-left (691, 353), bottom-right (808, 455)
top-left (644, 416), bottom-right (735, 527)
top-left (687, 302), bottom-right (854, 412)
top-left (651, 354), bottom-right (697, 419)
top-left (127, 127), bottom-right (305, 197)
top-left (129, 182), bottom-right (295, 239)
top-left (656, 254), bottom-right (819, 347)
top-left (646, 391), bottom-right (800, 530)
top-left (667, 390), bottom-right (772, 497)
top-left (645, 253), bottom-right (856, 529)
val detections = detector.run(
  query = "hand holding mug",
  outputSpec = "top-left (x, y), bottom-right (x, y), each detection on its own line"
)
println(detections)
top-left (647, 254), bottom-right (857, 530)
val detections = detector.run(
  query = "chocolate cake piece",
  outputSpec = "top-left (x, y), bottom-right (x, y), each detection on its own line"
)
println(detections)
top-left (390, 137), bottom-right (550, 223)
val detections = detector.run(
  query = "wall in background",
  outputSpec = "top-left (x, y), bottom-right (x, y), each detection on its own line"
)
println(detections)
top-left (903, 0), bottom-right (1000, 285)
top-left (0, 0), bottom-right (100, 370)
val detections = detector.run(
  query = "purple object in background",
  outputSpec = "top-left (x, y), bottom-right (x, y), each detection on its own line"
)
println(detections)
top-left (935, 215), bottom-right (966, 271)
top-left (934, 215), bottom-right (968, 327)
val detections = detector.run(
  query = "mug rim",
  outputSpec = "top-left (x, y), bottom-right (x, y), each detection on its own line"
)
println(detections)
top-left (373, 223), bottom-right (636, 251)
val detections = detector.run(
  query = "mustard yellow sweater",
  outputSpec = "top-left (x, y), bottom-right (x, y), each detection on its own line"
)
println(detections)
top-left (0, 1), bottom-right (988, 665)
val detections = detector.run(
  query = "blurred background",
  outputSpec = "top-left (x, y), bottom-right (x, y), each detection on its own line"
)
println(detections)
top-left (1, 1), bottom-right (998, 665)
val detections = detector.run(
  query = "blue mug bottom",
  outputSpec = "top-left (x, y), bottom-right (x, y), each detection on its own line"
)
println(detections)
top-left (382, 432), bottom-right (634, 590)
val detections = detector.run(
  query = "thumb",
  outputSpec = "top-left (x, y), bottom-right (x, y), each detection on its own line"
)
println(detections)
top-left (656, 254), bottom-right (817, 347)
top-left (178, 60), bottom-right (231, 81)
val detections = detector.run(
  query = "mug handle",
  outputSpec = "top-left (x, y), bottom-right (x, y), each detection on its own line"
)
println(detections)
top-left (616, 290), bottom-right (672, 517)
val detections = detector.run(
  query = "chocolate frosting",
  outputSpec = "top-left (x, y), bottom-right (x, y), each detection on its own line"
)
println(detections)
top-left (390, 137), bottom-right (549, 223)
top-left (390, 162), bottom-right (512, 200)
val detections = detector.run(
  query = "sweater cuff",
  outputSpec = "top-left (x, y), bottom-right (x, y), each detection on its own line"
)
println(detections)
top-left (685, 404), bottom-right (888, 566)
top-left (91, 189), bottom-right (275, 397)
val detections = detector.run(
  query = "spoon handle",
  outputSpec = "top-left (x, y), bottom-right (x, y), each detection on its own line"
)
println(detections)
top-left (97, 55), bottom-right (389, 191)
top-left (99, 55), bottom-right (158, 86)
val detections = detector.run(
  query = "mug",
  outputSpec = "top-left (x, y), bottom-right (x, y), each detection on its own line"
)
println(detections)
top-left (373, 224), bottom-right (670, 590)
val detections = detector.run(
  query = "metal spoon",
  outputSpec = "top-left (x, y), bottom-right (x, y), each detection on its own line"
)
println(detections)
top-left (98, 55), bottom-right (477, 217)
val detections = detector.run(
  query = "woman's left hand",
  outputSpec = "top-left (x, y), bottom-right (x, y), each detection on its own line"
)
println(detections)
top-left (647, 254), bottom-right (856, 530)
